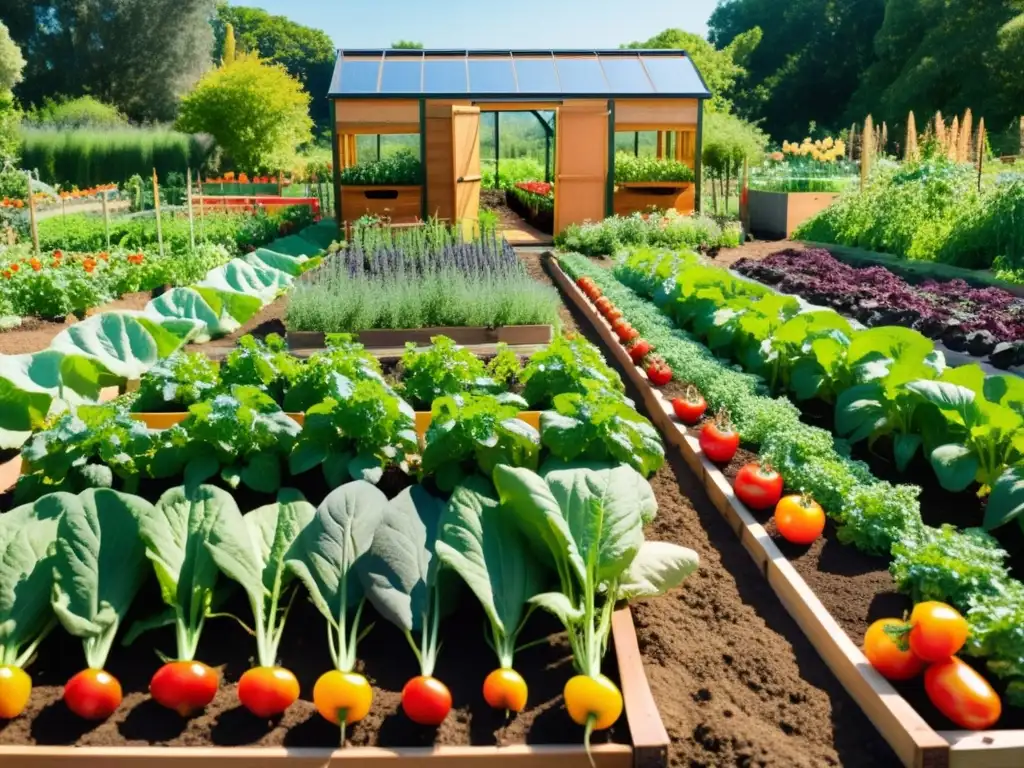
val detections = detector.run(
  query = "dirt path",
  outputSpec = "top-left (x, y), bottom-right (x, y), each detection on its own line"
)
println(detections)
top-left (0, 292), bottom-right (153, 355)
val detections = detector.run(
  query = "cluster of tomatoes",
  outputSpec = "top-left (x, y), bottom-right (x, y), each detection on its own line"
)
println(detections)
top-left (863, 603), bottom-right (1001, 730)
top-left (575, 276), bottom-right (674, 386)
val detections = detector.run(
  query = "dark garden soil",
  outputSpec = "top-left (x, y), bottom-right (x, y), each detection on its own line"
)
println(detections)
top-left (707, 238), bottom-right (809, 269)
top-left (0, 292), bottom-right (154, 356)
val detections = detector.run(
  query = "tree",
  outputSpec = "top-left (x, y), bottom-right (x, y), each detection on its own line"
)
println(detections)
top-left (24, 95), bottom-right (127, 129)
top-left (391, 40), bottom-right (424, 49)
top-left (623, 28), bottom-right (762, 113)
top-left (0, 21), bottom-right (25, 163)
top-left (1, 0), bottom-right (215, 123)
top-left (177, 53), bottom-right (313, 172)
top-left (0, 20), bottom-right (25, 92)
top-left (223, 23), bottom-right (237, 66)
top-left (212, 5), bottom-right (335, 134)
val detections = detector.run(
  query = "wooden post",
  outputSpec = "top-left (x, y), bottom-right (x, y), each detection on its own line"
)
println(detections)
top-left (101, 189), bottom-right (111, 251)
top-left (186, 168), bottom-right (196, 253)
top-left (152, 169), bottom-right (164, 259)
top-left (25, 171), bottom-right (39, 255)
top-left (977, 118), bottom-right (985, 192)
top-left (741, 156), bottom-right (749, 233)
top-left (61, 195), bottom-right (67, 251)
top-left (656, 131), bottom-right (663, 160)
top-left (277, 170), bottom-right (283, 197)
top-left (198, 174), bottom-right (206, 243)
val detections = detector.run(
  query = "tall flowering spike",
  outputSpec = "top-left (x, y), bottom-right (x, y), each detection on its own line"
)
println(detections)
top-left (958, 109), bottom-right (973, 162)
top-left (935, 111), bottom-right (946, 149)
top-left (977, 117), bottom-right (986, 177)
top-left (861, 115), bottom-right (874, 189)
top-left (905, 111), bottom-right (919, 162)
top-left (880, 122), bottom-right (888, 157)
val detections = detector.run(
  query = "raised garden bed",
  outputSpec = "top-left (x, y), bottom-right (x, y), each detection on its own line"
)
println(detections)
top-left (340, 186), bottom-right (422, 225)
top-left (287, 326), bottom-right (553, 353)
top-left (613, 183), bottom-right (694, 218)
top-left (506, 184), bottom-right (554, 235)
top-left (549, 254), bottom-right (1024, 768)
top-left (747, 190), bottom-right (839, 238)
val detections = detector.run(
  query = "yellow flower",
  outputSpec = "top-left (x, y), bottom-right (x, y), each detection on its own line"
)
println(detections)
top-left (824, 137), bottom-right (834, 149)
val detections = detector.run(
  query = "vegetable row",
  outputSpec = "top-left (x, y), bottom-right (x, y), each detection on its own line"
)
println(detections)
top-left (557, 250), bottom-right (1024, 708)
top-left (576, 270), bottom-right (1008, 729)
top-left (0, 456), bottom-right (698, 749)
top-left (16, 334), bottom-right (665, 503)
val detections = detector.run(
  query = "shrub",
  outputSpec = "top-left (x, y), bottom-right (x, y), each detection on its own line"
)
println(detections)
top-left (177, 53), bottom-right (313, 172)
top-left (614, 153), bottom-right (694, 183)
top-left (338, 149), bottom-right (421, 186)
top-left (555, 211), bottom-right (742, 256)
top-left (25, 96), bottom-right (128, 130)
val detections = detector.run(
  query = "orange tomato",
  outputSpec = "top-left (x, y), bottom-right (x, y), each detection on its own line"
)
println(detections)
top-left (908, 602), bottom-right (969, 663)
top-left (924, 657), bottom-right (1001, 730)
top-left (862, 619), bottom-right (925, 681)
top-left (482, 668), bottom-right (528, 712)
top-left (774, 495), bottom-right (825, 545)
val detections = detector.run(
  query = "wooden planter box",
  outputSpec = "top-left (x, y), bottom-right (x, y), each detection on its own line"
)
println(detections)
top-left (286, 326), bottom-right (553, 352)
top-left (340, 185), bottom-right (422, 225)
top-left (506, 190), bottom-right (554, 234)
top-left (613, 182), bottom-right (694, 217)
top-left (549, 255), bottom-right (1024, 768)
top-left (747, 190), bottom-right (838, 239)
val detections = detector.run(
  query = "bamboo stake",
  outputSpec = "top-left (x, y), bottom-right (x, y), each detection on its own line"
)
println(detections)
top-left (186, 168), bottom-right (196, 254)
top-left (977, 118), bottom-right (985, 192)
top-left (152, 169), bottom-right (164, 259)
top-left (25, 171), bottom-right (39, 255)
top-left (905, 111), bottom-right (919, 162)
top-left (101, 188), bottom-right (110, 251)
top-left (861, 116), bottom-right (874, 190)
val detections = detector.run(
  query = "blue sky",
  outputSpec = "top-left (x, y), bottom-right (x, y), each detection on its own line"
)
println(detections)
top-left (228, 0), bottom-right (720, 47)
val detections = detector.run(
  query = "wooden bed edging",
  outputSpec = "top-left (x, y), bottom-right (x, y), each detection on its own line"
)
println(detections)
top-left (548, 255), bottom-right (962, 768)
top-left (286, 326), bottom-right (553, 351)
top-left (0, 744), bottom-right (633, 768)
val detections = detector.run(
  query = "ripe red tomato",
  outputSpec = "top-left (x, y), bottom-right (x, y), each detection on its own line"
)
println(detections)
top-left (238, 666), bottom-right (300, 718)
top-left (401, 675), bottom-right (452, 725)
top-left (925, 657), bottom-right (1001, 730)
top-left (595, 297), bottom-right (613, 315)
top-left (628, 339), bottom-right (651, 363)
top-left (908, 602), bottom-right (969, 663)
top-left (733, 463), bottom-right (784, 511)
top-left (698, 414), bottom-right (739, 463)
top-left (862, 619), bottom-right (926, 681)
top-left (64, 669), bottom-right (122, 720)
top-left (606, 307), bottom-right (624, 322)
top-left (645, 356), bottom-right (672, 386)
top-left (150, 661), bottom-right (220, 717)
top-left (774, 494), bottom-right (826, 545)
top-left (671, 388), bottom-right (707, 425)
top-left (575, 277), bottom-right (593, 291)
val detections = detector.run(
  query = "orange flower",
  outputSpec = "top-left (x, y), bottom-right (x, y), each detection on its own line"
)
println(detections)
top-left (83, 258), bottom-right (97, 274)
top-left (51, 259), bottom-right (60, 268)
top-left (98, 251), bottom-right (109, 261)
top-left (9, 263), bottom-right (19, 274)
top-left (13, 200), bottom-right (23, 209)
top-left (29, 258), bottom-right (42, 272)
top-left (1, 270), bottom-right (11, 280)
top-left (127, 252), bottom-right (145, 265)
top-left (53, 250), bottom-right (63, 260)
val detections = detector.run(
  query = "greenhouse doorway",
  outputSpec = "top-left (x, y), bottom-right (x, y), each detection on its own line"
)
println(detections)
top-left (476, 105), bottom-right (556, 246)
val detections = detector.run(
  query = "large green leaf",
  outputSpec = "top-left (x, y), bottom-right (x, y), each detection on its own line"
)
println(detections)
top-left (246, 248), bottom-right (309, 277)
top-left (137, 485), bottom-right (237, 640)
top-left (835, 383), bottom-right (888, 443)
top-left (356, 484), bottom-right (446, 633)
top-left (193, 287), bottom-right (263, 326)
top-left (847, 326), bottom-right (935, 369)
top-left (0, 493), bottom-right (73, 666)
top-left (984, 375), bottom-right (1024, 415)
top-left (906, 380), bottom-right (978, 426)
top-left (436, 476), bottom-right (545, 638)
top-left (984, 465), bottom-right (1024, 532)
top-left (930, 444), bottom-right (981, 492)
top-left (894, 432), bottom-right (923, 473)
top-left (286, 482), bottom-right (386, 622)
top-left (147, 288), bottom-right (236, 343)
top-left (198, 260), bottom-right (291, 302)
top-left (51, 489), bottom-right (151, 669)
top-left (616, 541), bottom-right (700, 600)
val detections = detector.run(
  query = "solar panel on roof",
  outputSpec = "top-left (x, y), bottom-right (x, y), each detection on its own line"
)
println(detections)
top-left (329, 50), bottom-right (710, 99)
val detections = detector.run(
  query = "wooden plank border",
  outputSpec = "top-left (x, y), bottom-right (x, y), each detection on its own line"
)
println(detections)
top-left (286, 326), bottom-right (553, 351)
top-left (548, 255), bottom-right (960, 768)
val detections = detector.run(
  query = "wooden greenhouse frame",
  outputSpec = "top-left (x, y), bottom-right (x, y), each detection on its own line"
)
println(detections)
top-left (328, 50), bottom-right (711, 234)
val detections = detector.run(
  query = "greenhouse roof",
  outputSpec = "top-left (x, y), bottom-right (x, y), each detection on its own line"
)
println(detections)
top-left (328, 49), bottom-right (711, 100)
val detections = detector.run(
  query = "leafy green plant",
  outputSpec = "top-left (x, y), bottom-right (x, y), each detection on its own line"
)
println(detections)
top-left (289, 377), bottom-right (418, 488)
top-left (400, 336), bottom-right (501, 409)
top-left (282, 339), bottom-right (384, 412)
top-left (131, 352), bottom-right (221, 413)
top-left (421, 393), bottom-right (539, 493)
top-left (220, 334), bottom-right (301, 405)
top-left (520, 336), bottom-right (623, 409)
top-left (52, 489), bottom-right (151, 674)
top-left (485, 343), bottom-right (522, 387)
top-left (436, 476), bottom-right (544, 678)
top-left (180, 386), bottom-right (301, 493)
top-left (614, 152), bottom-right (695, 183)
top-left (338, 150), bottom-right (422, 186)
top-left (984, 463), bottom-right (1024, 534)
top-left (541, 383), bottom-right (665, 477)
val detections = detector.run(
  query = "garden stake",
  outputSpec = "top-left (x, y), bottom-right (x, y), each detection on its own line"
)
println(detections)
top-left (186, 168), bottom-right (196, 254)
top-left (101, 187), bottom-right (111, 251)
top-left (152, 169), bottom-right (164, 259)
top-left (25, 171), bottom-right (39, 255)
top-left (977, 118), bottom-right (985, 193)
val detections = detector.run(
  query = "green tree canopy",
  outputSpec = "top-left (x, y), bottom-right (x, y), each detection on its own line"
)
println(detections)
top-left (623, 27), bottom-right (762, 113)
top-left (25, 95), bottom-right (127, 129)
top-left (1, 0), bottom-right (215, 122)
top-left (177, 53), bottom-right (313, 172)
top-left (391, 40), bottom-right (424, 49)
top-left (0, 20), bottom-right (25, 92)
top-left (212, 4), bottom-right (335, 134)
